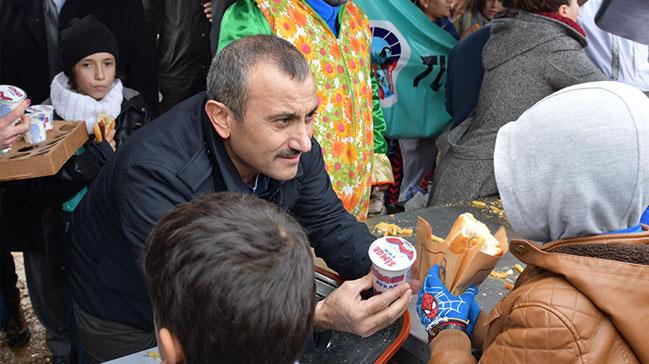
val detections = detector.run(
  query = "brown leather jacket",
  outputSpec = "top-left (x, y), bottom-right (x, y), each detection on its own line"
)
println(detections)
top-left (429, 228), bottom-right (649, 363)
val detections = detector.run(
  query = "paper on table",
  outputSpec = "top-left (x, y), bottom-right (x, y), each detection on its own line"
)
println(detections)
top-left (415, 214), bottom-right (508, 296)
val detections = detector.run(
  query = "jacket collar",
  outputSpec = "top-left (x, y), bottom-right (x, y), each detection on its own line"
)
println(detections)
top-left (510, 225), bottom-right (649, 363)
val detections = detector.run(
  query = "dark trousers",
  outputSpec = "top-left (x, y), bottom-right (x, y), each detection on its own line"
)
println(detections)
top-left (0, 247), bottom-right (19, 323)
top-left (24, 246), bottom-right (75, 357)
top-left (73, 302), bottom-right (156, 364)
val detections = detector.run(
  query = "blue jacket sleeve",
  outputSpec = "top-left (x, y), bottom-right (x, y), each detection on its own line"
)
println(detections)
top-left (291, 139), bottom-right (374, 280)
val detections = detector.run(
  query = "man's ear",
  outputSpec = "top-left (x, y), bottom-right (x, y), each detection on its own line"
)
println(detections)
top-left (205, 100), bottom-right (234, 139)
top-left (418, 0), bottom-right (428, 9)
top-left (158, 327), bottom-right (184, 364)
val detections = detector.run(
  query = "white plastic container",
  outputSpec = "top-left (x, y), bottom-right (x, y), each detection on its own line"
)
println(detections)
top-left (27, 104), bottom-right (54, 130)
top-left (0, 85), bottom-right (27, 153)
top-left (24, 112), bottom-right (47, 144)
top-left (368, 236), bottom-right (417, 293)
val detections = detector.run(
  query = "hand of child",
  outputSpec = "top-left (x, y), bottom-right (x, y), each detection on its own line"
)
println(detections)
top-left (105, 128), bottom-right (116, 151)
top-left (416, 265), bottom-right (479, 341)
top-left (464, 23), bottom-right (481, 38)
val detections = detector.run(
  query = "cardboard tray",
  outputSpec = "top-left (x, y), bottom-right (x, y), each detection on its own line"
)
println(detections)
top-left (0, 120), bottom-right (88, 181)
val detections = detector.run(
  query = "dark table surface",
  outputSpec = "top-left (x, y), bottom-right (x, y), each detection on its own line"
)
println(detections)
top-left (365, 203), bottom-right (523, 361)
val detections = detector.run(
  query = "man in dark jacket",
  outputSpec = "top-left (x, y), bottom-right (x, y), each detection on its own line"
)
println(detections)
top-left (143, 0), bottom-right (212, 113)
top-left (0, 0), bottom-right (53, 103)
top-left (69, 35), bottom-right (413, 363)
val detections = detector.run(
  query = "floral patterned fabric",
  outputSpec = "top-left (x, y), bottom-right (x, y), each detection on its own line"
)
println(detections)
top-left (220, 0), bottom-right (376, 219)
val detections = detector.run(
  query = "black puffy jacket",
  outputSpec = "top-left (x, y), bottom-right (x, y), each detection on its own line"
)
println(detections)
top-left (143, 0), bottom-right (212, 112)
top-left (68, 93), bottom-right (374, 330)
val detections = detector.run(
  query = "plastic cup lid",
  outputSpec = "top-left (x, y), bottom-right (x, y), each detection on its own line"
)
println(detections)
top-left (27, 105), bottom-right (54, 113)
top-left (0, 85), bottom-right (27, 105)
top-left (368, 236), bottom-right (417, 271)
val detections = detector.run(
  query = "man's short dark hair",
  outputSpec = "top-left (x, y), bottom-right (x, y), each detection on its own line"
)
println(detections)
top-left (206, 35), bottom-right (312, 121)
top-left (143, 192), bottom-right (315, 364)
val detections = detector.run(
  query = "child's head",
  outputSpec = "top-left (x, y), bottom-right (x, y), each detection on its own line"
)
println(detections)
top-left (510, 0), bottom-right (579, 20)
top-left (416, 0), bottom-right (453, 20)
top-left (143, 192), bottom-right (316, 364)
top-left (494, 81), bottom-right (649, 242)
top-left (472, 0), bottom-right (503, 20)
top-left (60, 15), bottom-right (119, 100)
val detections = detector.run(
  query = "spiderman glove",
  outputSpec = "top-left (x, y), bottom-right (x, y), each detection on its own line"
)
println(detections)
top-left (416, 265), bottom-right (479, 341)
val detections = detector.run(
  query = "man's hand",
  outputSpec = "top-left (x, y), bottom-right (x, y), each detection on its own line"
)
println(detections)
top-left (408, 261), bottom-right (421, 294)
top-left (0, 99), bottom-right (30, 149)
top-left (203, 1), bottom-right (212, 22)
top-left (314, 273), bottom-right (412, 337)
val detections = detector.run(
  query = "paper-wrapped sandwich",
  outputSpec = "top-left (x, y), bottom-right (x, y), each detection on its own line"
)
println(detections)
top-left (93, 112), bottom-right (116, 142)
top-left (414, 213), bottom-right (507, 295)
top-left (446, 213), bottom-right (504, 257)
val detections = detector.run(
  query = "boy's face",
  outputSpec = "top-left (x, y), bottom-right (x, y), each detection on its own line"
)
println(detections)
top-left (72, 52), bottom-right (116, 100)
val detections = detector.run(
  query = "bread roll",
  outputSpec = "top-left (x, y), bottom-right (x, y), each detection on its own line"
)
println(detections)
top-left (446, 213), bottom-right (503, 256)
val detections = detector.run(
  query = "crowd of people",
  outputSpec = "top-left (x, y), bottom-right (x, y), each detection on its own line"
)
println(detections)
top-left (1, 0), bottom-right (648, 363)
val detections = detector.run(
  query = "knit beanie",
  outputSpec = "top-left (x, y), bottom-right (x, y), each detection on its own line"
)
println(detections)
top-left (60, 15), bottom-right (119, 76)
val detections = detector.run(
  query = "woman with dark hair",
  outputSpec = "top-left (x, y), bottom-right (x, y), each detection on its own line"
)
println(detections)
top-left (428, 0), bottom-right (604, 207)
top-left (456, 0), bottom-right (503, 38)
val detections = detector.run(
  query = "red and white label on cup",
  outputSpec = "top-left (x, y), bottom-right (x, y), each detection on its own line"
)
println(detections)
top-left (368, 236), bottom-right (416, 293)
top-left (0, 85), bottom-right (27, 152)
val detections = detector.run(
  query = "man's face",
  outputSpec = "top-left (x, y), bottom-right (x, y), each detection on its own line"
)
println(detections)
top-left (210, 63), bottom-right (318, 184)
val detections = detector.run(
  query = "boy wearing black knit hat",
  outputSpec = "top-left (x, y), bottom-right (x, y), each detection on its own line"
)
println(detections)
top-left (9, 14), bottom-right (152, 364)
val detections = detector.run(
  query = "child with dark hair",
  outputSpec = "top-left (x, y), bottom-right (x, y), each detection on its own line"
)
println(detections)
top-left (456, 0), bottom-right (503, 38)
top-left (143, 192), bottom-right (316, 364)
top-left (51, 15), bottom-right (152, 152)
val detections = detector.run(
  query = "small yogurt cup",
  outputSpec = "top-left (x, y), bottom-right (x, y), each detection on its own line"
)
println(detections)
top-left (24, 112), bottom-right (47, 144)
top-left (0, 85), bottom-right (27, 153)
top-left (368, 236), bottom-right (417, 293)
top-left (27, 105), bottom-right (54, 130)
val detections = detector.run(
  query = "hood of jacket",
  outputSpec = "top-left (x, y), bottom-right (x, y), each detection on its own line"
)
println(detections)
top-left (483, 11), bottom-right (587, 71)
top-left (494, 81), bottom-right (649, 242)
top-left (511, 229), bottom-right (649, 363)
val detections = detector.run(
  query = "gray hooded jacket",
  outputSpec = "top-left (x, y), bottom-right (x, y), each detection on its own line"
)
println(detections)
top-left (494, 81), bottom-right (649, 242)
top-left (429, 11), bottom-right (605, 206)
